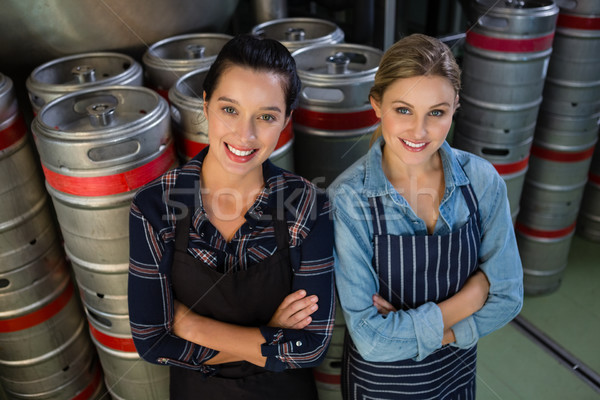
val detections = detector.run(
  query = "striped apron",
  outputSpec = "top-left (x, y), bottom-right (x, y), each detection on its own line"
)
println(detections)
top-left (342, 184), bottom-right (481, 400)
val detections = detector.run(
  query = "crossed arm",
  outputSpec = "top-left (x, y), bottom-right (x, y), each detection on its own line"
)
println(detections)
top-left (172, 289), bottom-right (319, 367)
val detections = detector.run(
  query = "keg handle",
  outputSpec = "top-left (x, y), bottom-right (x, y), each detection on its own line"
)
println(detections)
top-left (86, 103), bottom-right (116, 127)
top-left (286, 27), bottom-right (306, 41)
top-left (477, 14), bottom-right (510, 30)
top-left (186, 44), bottom-right (206, 59)
top-left (326, 52), bottom-right (350, 74)
top-left (72, 65), bottom-right (96, 83)
top-left (504, 0), bottom-right (525, 8)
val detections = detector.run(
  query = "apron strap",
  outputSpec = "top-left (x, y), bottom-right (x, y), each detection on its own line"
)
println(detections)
top-left (368, 196), bottom-right (388, 236)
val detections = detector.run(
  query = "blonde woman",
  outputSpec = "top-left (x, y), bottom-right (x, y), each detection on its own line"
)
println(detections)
top-left (329, 34), bottom-right (523, 399)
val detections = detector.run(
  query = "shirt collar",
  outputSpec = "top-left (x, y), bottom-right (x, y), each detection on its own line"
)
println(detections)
top-left (185, 146), bottom-right (280, 222)
top-left (363, 136), bottom-right (469, 198)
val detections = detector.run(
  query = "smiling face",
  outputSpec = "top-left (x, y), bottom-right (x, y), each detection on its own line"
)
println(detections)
top-left (371, 75), bottom-right (458, 172)
top-left (203, 65), bottom-right (289, 179)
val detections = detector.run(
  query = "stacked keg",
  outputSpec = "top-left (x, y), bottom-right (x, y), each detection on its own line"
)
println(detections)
top-left (26, 52), bottom-right (143, 115)
top-left (291, 43), bottom-right (382, 187)
top-left (0, 72), bottom-right (105, 399)
top-left (517, 0), bottom-right (600, 294)
top-left (454, 0), bottom-right (559, 221)
top-left (578, 143), bottom-right (600, 241)
top-left (143, 33), bottom-right (231, 163)
top-left (30, 86), bottom-right (175, 399)
top-left (143, 33), bottom-right (232, 99)
top-left (252, 18), bottom-right (347, 175)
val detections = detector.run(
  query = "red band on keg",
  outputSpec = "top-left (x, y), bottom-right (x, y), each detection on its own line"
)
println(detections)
top-left (492, 156), bottom-right (529, 175)
top-left (183, 120), bottom-right (294, 159)
top-left (89, 323), bottom-right (138, 352)
top-left (313, 369), bottom-right (341, 385)
top-left (155, 88), bottom-right (170, 101)
top-left (183, 138), bottom-right (209, 159)
top-left (275, 119), bottom-right (294, 150)
top-left (72, 365), bottom-right (102, 400)
top-left (466, 31), bottom-right (555, 52)
top-left (589, 173), bottom-right (600, 186)
top-left (0, 114), bottom-right (27, 150)
top-left (557, 14), bottom-right (600, 30)
top-left (43, 143), bottom-right (176, 196)
top-left (530, 144), bottom-right (595, 162)
top-left (293, 108), bottom-right (380, 131)
top-left (0, 283), bottom-right (74, 333)
top-left (515, 221), bottom-right (576, 239)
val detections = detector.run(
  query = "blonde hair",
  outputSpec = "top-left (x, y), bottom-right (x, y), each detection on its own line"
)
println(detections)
top-left (369, 34), bottom-right (461, 146)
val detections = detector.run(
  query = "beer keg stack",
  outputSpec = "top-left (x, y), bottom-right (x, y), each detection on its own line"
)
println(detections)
top-left (143, 34), bottom-right (232, 164)
top-left (291, 43), bottom-right (382, 187)
top-left (25, 52), bottom-right (177, 399)
top-left (0, 72), bottom-right (106, 399)
top-left (578, 143), bottom-right (600, 241)
top-left (516, 0), bottom-right (600, 295)
top-left (252, 17), bottom-right (350, 177)
top-left (454, 0), bottom-right (560, 222)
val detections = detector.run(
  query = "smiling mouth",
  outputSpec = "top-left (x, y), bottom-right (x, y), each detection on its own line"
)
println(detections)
top-left (226, 143), bottom-right (256, 156)
top-left (402, 139), bottom-right (427, 149)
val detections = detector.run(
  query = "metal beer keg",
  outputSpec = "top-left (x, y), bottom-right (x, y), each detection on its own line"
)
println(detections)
top-left (26, 52), bottom-right (143, 114)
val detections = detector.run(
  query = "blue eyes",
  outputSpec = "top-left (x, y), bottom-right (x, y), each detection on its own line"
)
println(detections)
top-left (430, 110), bottom-right (444, 117)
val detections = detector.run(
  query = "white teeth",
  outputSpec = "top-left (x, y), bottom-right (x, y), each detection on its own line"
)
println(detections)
top-left (402, 139), bottom-right (426, 148)
top-left (227, 144), bottom-right (255, 156)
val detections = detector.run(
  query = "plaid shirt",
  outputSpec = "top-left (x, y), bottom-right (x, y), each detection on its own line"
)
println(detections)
top-left (128, 148), bottom-right (335, 373)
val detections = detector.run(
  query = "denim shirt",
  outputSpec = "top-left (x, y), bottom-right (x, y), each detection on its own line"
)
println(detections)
top-left (328, 137), bottom-right (523, 362)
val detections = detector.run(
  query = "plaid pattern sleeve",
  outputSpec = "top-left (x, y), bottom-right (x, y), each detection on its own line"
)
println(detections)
top-left (128, 166), bottom-right (218, 372)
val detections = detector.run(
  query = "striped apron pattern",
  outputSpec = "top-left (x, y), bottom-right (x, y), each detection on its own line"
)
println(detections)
top-left (343, 184), bottom-right (481, 400)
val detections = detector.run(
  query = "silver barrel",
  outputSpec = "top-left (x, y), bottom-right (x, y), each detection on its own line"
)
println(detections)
top-left (26, 52), bottom-right (143, 114)
top-left (85, 305), bottom-right (169, 400)
top-left (252, 17), bottom-right (344, 52)
top-left (452, 132), bottom-right (532, 221)
top-left (540, 11), bottom-right (600, 117)
top-left (459, 0), bottom-right (558, 131)
top-left (143, 33), bottom-right (232, 98)
top-left (31, 86), bottom-right (176, 264)
top-left (577, 143), bottom-right (600, 242)
top-left (31, 86), bottom-right (174, 397)
top-left (291, 43), bottom-right (382, 187)
top-left (516, 222), bottom-right (575, 296)
top-left (168, 67), bottom-right (211, 161)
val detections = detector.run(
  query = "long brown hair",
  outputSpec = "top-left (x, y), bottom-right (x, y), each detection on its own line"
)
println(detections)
top-left (369, 34), bottom-right (461, 146)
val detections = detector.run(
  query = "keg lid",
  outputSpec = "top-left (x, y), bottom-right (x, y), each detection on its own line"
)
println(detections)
top-left (0, 72), bottom-right (17, 120)
top-left (26, 52), bottom-right (143, 112)
top-left (169, 68), bottom-right (210, 107)
top-left (36, 86), bottom-right (165, 138)
top-left (468, 0), bottom-right (559, 36)
top-left (292, 43), bottom-right (381, 81)
top-left (143, 33), bottom-right (233, 69)
top-left (252, 18), bottom-right (344, 51)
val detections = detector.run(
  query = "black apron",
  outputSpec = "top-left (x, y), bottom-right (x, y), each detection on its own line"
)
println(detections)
top-left (342, 184), bottom-right (481, 400)
top-left (170, 202), bottom-right (318, 399)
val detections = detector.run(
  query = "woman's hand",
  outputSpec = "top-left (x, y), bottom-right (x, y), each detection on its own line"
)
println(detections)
top-left (268, 290), bottom-right (318, 329)
top-left (373, 293), bottom-right (397, 316)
